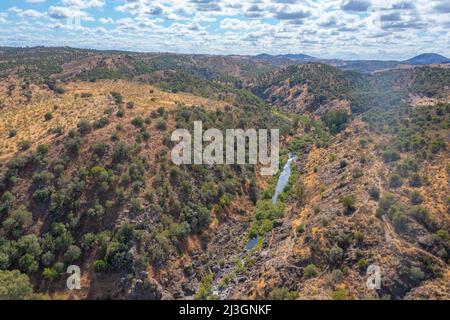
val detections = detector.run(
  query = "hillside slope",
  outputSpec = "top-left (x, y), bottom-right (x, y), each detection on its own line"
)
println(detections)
top-left (251, 63), bottom-right (450, 114)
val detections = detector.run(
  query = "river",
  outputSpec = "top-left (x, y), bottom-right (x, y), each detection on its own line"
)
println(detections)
top-left (272, 153), bottom-right (297, 204)
top-left (211, 153), bottom-right (297, 299)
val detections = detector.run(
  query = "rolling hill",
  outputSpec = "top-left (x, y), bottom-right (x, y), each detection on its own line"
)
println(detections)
top-left (403, 53), bottom-right (450, 65)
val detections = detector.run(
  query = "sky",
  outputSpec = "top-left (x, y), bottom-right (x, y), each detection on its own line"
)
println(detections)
top-left (0, 0), bottom-right (449, 60)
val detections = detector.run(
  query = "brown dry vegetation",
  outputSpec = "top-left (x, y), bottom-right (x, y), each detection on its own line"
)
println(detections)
top-left (0, 79), bottom-right (223, 161)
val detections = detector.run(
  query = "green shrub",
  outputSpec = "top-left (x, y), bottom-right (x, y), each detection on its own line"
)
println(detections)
top-left (77, 120), bottom-right (91, 135)
top-left (19, 253), bottom-right (39, 273)
top-left (150, 110), bottom-right (159, 118)
top-left (8, 129), bottom-right (17, 138)
top-left (64, 136), bottom-right (82, 156)
top-left (328, 245), bottom-right (344, 266)
top-left (339, 195), bottom-right (356, 214)
top-left (49, 125), bottom-right (64, 136)
top-left (32, 171), bottom-right (53, 185)
top-left (53, 262), bottom-right (65, 275)
top-left (247, 200), bottom-right (285, 237)
top-left (0, 191), bottom-right (15, 214)
top-left (409, 191), bottom-right (423, 205)
top-left (409, 206), bottom-right (431, 226)
top-left (382, 149), bottom-right (401, 163)
top-left (77, 120), bottom-right (92, 135)
top-left (93, 117), bottom-right (109, 129)
top-left (368, 186), bottom-right (380, 200)
top-left (304, 264), bottom-right (318, 278)
top-left (293, 179), bottom-right (306, 204)
top-left (131, 117), bottom-right (144, 128)
top-left (94, 259), bottom-right (107, 272)
top-left (130, 198), bottom-right (143, 216)
top-left (64, 245), bottom-right (81, 263)
top-left (110, 91), bottom-right (123, 105)
top-left (356, 258), bottom-right (368, 269)
top-left (354, 231), bottom-right (364, 244)
top-left (388, 173), bottom-right (403, 188)
top-left (44, 112), bottom-right (53, 121)
top-left (407, 266), bottom-right (424, 285)
top-left (112, 142), bottom-right (129, 163)
top-left (157, 107), bottom-right (166, 116)
top-left (331, 289), bottom-right (348, 300)
top-left (41, 251), bottom-right (54, 267)
top-left (87, 204), bottom-right (105, 221)
top-left (269, 287), bottom-right (299, 300)
top-left (322, 109), bottom-right (350, 134)
top-left (352, 167), bottom-right (363, 178)
top-left (42, 267), bottom-right (58, 281)
top-left (37, 144), bottom-right (49, 154)
top-left (194, 273), bottom-right (214, 300)
top-left (409, 173), bottom-right (422, 187)
top-left (18, 140), bottom-right (31, 151)
top-left (392, 208), bottom-right (408, 232)
top-left (331, 269), bottom-right (343, 285)
top-left (378, 193), bottom-right (396, 213)
top-left (156, 120), bottom-right (167, 131)
top-left (296, 224), bottom-right (305, 234)
top-left (2, 205), bottom-right (33, 237)
top-left (32, 187), bottom-right (52, 203)
top-left (0, 270), bottom-right (33, 300)
top-left (92, 141), bottom-right (108, 158)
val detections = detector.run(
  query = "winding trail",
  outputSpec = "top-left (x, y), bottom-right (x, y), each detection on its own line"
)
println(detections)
top-left (382, 215), bottom-right (447, 268)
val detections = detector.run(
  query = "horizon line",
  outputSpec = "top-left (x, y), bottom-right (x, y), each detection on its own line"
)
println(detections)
top-left (0, 45), bottom-right (449, 63)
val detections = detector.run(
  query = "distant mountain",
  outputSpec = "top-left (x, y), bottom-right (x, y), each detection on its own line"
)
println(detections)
top-left (255, 53), bottom-right (318, 61)
top-left (403, 53), bottom-right (450, 65)
top-left (255, 52), bottom-right (450, 73)
top-left (279, 53), bottom-right (317, 60)
top-left (339, 60), bottom-right (400, 73)
top-left (255, 53), bottom-right (273, 58)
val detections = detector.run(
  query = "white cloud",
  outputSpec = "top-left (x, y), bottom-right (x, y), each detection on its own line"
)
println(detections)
top-left (99, 17), bottom-right (114, 24)
top-left (0, 13), bottom-right (7, 24)
top-left (1, 0), bottom-right (449, 59)
top-left (48, 6), bottom-right (90, 20)
top-left (61, 0), bottom-right (105, 9)
top-left (220, 18), bottom-right (261, 30)
top-left (21, 9), bottom-right (45, 19)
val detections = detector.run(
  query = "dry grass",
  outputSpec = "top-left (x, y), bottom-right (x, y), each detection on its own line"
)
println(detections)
top-left (0, 79), bottom-right (224, 161)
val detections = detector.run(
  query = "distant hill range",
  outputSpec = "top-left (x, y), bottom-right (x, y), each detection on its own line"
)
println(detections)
top-left (256, 53), bottom-right (317, 61)
top-left (255, 52), bottom-right (450, 72)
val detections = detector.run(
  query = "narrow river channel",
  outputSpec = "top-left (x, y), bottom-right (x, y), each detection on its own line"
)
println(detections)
top-left (272, 153), bottom-right (297, 204)
top-left (211, 153), bottom-right (297, 299)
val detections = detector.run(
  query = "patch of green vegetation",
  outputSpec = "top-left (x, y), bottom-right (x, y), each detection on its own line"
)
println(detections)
top-left (322, 109), bottom-right (351, 134)
top-left (194, 273), bottom-right (214, 300)
top-left (331, 289), bottom-right (348, 300)
top-left (269, 287), bottom-right (299, 300)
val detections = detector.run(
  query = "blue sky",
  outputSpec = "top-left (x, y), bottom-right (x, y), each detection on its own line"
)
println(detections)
top-left (0, 0), bottom-right (449, 60)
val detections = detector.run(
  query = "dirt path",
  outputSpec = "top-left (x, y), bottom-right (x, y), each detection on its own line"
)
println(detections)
top-left (382, 215), bottom-right (447, 268)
